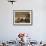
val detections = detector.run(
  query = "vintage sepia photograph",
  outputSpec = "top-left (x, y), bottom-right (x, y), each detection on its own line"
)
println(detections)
top-left (13, 10), bottom-right (32, 25)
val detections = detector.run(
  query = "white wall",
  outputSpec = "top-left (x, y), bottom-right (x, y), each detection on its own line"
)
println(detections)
top-left (0, 0), bottom-right (46, 42)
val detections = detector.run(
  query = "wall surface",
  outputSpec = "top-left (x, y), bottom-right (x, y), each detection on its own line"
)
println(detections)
top-left (0, 0), bottom-right (46, 42)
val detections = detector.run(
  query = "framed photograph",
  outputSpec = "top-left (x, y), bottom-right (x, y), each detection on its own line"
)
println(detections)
top-left (13, 10), bottom-right (32, 25)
